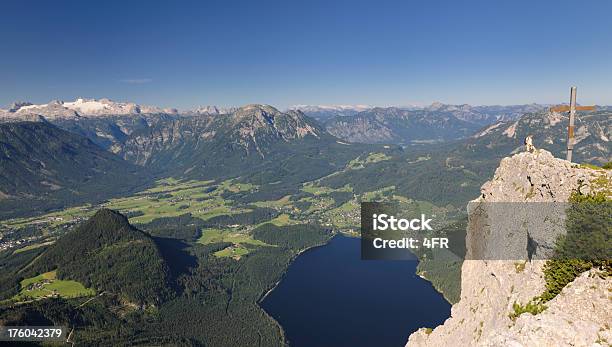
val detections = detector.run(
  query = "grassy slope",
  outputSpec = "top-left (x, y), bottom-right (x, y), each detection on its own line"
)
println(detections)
top-left (14, 271), bottom-right (95, 301)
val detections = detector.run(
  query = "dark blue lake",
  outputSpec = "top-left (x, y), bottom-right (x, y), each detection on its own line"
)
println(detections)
top-left (260, 235), bottom-right (451, 347)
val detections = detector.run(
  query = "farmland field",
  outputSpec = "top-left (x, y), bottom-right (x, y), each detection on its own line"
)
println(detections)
top-left (14, 271), bottom-right (95, 301)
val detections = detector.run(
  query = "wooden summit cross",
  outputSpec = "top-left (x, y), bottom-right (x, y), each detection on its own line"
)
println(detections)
top-left (549, 87), bottom-right (596, 162)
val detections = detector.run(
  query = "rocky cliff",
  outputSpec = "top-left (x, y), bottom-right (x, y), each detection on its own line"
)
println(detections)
top-left (407, 150), bottom-right (611, 347)
top-left (116, 104), bottom-right (322, 166)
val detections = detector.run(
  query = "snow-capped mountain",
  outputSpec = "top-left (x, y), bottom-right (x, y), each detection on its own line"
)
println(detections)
top-left (0, 98), bottom-right (178, 120)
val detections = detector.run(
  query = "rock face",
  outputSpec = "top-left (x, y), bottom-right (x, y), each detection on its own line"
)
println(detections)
top-left (478, 150), bottom-right (608, 202)
top-left (191, 105), bottom-right (236, 115)
top-left (407, 150), bottom-right (611, 347)
top-left (487, 270), bottom-right (611, 347)
top-left (117, 104), bottom-right (322, 166)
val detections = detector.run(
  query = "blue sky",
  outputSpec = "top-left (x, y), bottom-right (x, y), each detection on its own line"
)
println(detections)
top-left (1, 0), bottom-right (611, 109)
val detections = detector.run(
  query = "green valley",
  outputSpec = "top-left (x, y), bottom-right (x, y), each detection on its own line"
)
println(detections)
top-left (1, 101), bottom-right (609, 346)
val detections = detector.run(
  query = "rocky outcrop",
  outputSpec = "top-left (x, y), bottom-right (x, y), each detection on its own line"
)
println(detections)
top-left (407, 150), bottom-right (611, 347)
top-left (487, 269), bottom-right (611, 347)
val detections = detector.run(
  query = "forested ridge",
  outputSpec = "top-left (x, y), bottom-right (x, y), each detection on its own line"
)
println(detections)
top-left (0, 121), bottom-right (151, 220)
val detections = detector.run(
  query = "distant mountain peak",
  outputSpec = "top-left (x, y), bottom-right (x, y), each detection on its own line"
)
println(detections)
top-left (0, 97), bottom-right (177, 121)
top-left (288, 104), bottom-right (373, 122)
top-left (427, 101), bottom-right (446, 110)
top-left (8, 101), bottom-right (34, 112)
top-left (193, 105), bottom-right (235, 115)
top-left (229, 104), bottom-right (320, 140)
top-left (237, 103), bottom-right (279, 113)
top-left (230, 104), bottom-right (279, 127)
top-left (289, 104), bottom-right (372, 112)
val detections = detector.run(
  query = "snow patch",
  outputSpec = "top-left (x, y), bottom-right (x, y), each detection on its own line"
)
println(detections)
top-left (63, 99), bottom-right (110, 113)
top-left (16, 104), bottom-right (48, 112)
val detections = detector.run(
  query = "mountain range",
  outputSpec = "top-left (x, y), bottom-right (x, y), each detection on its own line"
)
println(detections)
top-left (0, 102), bottom-right (374, 218)
top-left (1, 98), bottom-right (178, 120)
top-left (113, 104), bottom-right (366, 184)
top-left (287, 104), bottom-right (372, 122)
top-left (293, 103), bottom-right (547, 127)
top-left (2, 99), bottom-right (549, 146)
top-left (0, 98), bottom-right (608, 220)
top-left (324, 107), bottom-right (480, 144)
top-left (320, 103), bottom-right (549, 144)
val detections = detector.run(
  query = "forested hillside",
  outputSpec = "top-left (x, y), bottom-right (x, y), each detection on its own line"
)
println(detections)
top-left (0, 121), bottom-right (149, 219)
top-left (1, 209), bottom-right (174, 305)
top-left (0, 210), bottom-right (332, 346)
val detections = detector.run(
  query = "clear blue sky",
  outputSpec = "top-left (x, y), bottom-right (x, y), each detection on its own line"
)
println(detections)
top-left (1, 0), bottom-right (611, 109)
